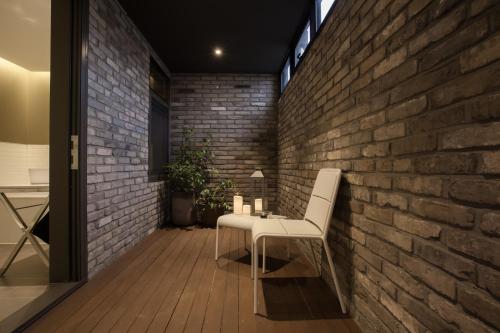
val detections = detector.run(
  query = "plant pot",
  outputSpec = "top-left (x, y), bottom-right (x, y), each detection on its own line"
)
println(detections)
top-left (171, 192), bottom-right (196, 226)
top-left (199, 207), bottom-right (225, 228)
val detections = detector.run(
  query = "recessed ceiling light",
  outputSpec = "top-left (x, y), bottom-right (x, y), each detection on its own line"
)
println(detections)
top-left (214, 47), bottom-right (223, 56)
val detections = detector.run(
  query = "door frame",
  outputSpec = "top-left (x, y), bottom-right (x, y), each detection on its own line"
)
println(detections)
top-left (50, 0), bottom-right (88, 283)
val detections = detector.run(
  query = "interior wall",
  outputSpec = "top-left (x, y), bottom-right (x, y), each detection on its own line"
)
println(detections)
top-left (0, 57), bottom-right (50, 145)
top-left (170, 74), bottom-right (279, 210)
top-left (87, 0), bottom-right (168, 275)
top-left (277, 0), bottom-right (500, 332)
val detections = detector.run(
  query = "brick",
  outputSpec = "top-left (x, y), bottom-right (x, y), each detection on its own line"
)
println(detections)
top-left (383, 262), bottom-right (426, 299)
top-left (362, 143), bottom-right (389, 157)
top-left (409, 5), bottom-right (466, 55)
top-left (364, 174), bottom-right (392, 189)
top-left (373, 122), bottom-right (405, 141)
top-left (477, 265), bottom-right (500, 299)
top-left (478, 151), bottom-right (500, 174)
top-left (441, 122), bottom-right (500, 150)
top-left (414, 153), bottom-right (478, 174)
top-left (421, 17), bottom-right (489, 71)
top-left (410, 198), bottom-right (474, 228)
top-left (372, 220), bottom-right (413, 251)
top-left (366, 236), bottom-right (399, 264)
top-left (428, 293), bottom-right (496, 333)
top-left (356, 244), bottom-right (383, 271)
top-left (399, 291), bottom-right (456, 333)
top-left (400, 253), bottom-right (456, 299)
top-left (373, 47), bottom-right (407, 79)
top-left (360, 46), bottom-right (386, 74)
top-left (360, 111), bottom-right (385, 129)
top-left (445, 230), bottom-right (500, 267)
top-left (429, 62), bottom-right (500, 108)
top-left (393, 212), bottom-right (441, 239)
top-left (374, 192), bottom-right (408, 211)
top-left (374, 12), bottom-right (406, 48)
top-left (365, 205), bottom-right (393, 224)
top-left (461, 33), bottom-right (500, 72)
top-left (480, 212), bottom-right (500, 237)
top-left (409, 104), bottom-right (467, 134)
top-left (380, 292), bottom-right (426, 333)
top-left (413, 240), bottom-right (475, 281)
top-left (458, 286), bottom-right (500, 330)
top-left (386, 95), bottom-right (427, 121)
top-left (449, 179), bottom-right (500, 205)
top-left (394, 176), bottom-right (442, 196)
top-left (391, 134), bottom-right (436, 155)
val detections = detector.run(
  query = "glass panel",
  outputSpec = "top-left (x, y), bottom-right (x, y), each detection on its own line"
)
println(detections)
top-left (318, 0), bottom-right (335, 25)
top-left (294, 23), bottom-right (310, 64)
top-left (281, 58), bottom-right (290, 92)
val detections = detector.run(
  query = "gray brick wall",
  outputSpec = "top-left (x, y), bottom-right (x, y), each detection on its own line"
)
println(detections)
top-left (277, 0), bottom-right (500, 332)
top-left (171, 74), bottom-right (279, 210)
top-left (87, 0), bottom-right (167, 275)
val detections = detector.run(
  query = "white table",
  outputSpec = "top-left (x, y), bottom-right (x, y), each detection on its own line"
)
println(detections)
top-left (0, 192), bottom-right (49, 276)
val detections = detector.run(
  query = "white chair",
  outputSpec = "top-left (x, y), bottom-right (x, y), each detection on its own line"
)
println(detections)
top-left (252, 168), bottom-right (346, 314)
top-left (215, 214), bottom-right (288, 278)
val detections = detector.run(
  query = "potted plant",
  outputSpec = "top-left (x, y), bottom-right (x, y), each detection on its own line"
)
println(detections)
top-left (196, 179), bottom-right (233, 227)
top-left (164, 129), bottom-right (210, 226)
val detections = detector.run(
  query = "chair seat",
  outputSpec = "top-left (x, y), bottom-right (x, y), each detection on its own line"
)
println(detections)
top-left (217, 214), bottom-right (256, 231)
top-left (252, 219), bottom-right (322, 241)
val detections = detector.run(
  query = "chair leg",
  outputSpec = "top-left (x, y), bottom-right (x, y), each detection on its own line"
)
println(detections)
top-left (254, 237), bottom-right (259, 314)
top-left (0, 235), bottom-right (27, 276)
top-left (287, 239), bottom-right (291, 259)
top-left (251, 240), bottom-right (254, 279)
top-left (215, 224), bottom-right (219, 260)
top-left (323, 239), bottom-right (346, 314)
top-left (262, 237), bottom-right (266, 273)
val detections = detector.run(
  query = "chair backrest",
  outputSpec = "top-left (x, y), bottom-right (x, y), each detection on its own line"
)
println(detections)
top-left (304, 168), bottom-right (341, 238)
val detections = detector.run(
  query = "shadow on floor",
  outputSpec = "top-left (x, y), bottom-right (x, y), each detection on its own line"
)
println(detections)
top-left (261, 276), bottom-right (347, 321)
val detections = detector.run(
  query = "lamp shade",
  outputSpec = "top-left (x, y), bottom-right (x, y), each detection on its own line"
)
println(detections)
top-left (250, 170), bottom-right (264, 178)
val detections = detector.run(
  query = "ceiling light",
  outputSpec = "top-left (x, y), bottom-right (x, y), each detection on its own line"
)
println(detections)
top-left (214, 47), bottom-right (223, 56)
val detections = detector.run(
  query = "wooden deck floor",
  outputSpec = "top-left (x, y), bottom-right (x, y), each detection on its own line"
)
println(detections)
top-left (27, 227), bottom-right (361, 333)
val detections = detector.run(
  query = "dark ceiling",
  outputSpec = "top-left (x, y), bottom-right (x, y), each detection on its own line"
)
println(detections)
top-left (118, 0), bottom-right (311, 74)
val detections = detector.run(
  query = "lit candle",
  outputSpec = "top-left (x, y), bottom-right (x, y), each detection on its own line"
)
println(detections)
top-left (233, 195), bottom-right (243, 214)
top-left (242, 204), bottom-right (251, 215)
top-left (254, 198), bottom-right (263, 212)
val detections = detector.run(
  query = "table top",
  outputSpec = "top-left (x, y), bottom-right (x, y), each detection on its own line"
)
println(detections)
top-left (4, 192), bottom-right (49, 199)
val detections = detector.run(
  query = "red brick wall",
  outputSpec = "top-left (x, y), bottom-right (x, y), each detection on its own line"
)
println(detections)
top-left (277, 0), bottom-right (500, 331)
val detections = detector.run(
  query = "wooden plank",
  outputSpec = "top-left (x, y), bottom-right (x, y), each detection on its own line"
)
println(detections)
top-left (183, 229), bottom-right (224, 333)
top-left (24, 228), bottom-right (362, 333)
top-left (146, 229), bottom-right (210, 332)
top-left (163, 230), bottom-right (215, 333)
top-left (126, 229), bottom-right (206, 332)
top-left (57, 229), bottom-right (181, 333)
top-left (200, 227), bottom-right (232, 332)
top-left (92, 228), bottom-right (195, 332)
top-left (221, 228), bottom-right (239, 333)
top-left (25, 230), bottom-right (169, 332)
top-left (237, 230), bottom-right (259, 333)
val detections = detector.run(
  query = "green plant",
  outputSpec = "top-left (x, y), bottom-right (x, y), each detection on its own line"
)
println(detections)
top-left (163, 129), bottom-right (211, 193)
top-left (196, 179), bottom-right (233, 213)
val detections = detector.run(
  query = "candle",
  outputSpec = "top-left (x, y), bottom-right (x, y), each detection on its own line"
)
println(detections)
top-left (242, 204), bottom-right (251, 215)
top-left (254, 198), bottom-right (263, 212)
top-left (233, 195), bottom-right (243, 214)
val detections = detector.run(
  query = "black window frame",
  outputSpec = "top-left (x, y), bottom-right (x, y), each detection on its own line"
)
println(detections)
top-left (148, 59), bottom-right (170, 180)
top-left (279, 0), bottom-right (338, 93)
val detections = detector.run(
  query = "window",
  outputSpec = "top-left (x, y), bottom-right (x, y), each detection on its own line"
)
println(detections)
top-left (317, 0), bottom-right (336, 26)
top-left (149, 59), bottom-right (170, 177)
top-left (281, 58), bottom-right (291, 92)
top-left (294, 23), bottom-right (311, 64)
